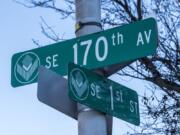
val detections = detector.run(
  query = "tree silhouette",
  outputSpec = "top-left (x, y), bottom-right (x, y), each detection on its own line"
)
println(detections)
top-left (16, 0), bottom-right (180, 134)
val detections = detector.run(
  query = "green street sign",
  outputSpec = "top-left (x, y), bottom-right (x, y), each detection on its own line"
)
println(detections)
top-left (11, 18), bottom-right (157, 87)
top-left (68, 63), bottom-right (140, 126)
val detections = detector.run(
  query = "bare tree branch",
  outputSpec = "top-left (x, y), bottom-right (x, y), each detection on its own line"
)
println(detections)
top-left (16, 0), bottom-right (180, 134)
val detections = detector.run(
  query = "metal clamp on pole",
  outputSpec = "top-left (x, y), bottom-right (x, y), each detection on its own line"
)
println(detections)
top-left (75, 21), bottom-right (102, 33)
top-left (78, 104), bottom-right (95, 114)
top-left (78, 107), bottom-right (94, 114)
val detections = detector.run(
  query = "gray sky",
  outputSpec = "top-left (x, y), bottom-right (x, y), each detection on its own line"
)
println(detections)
top-left (0, 0), bottom-right (146, 134)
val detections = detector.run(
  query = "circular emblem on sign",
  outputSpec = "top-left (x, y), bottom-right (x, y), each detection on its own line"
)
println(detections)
top-left (14, 52), bottom-right (40, 84)
top-left (69, 68), bottom-right (89, 100)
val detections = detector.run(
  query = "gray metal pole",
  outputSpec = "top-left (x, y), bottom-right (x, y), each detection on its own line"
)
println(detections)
top-left (75, 0), bottom-right (108, 135)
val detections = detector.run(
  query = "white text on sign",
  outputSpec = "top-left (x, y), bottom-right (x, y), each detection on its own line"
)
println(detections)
top-left (73, 29), bottom-right (152, 66)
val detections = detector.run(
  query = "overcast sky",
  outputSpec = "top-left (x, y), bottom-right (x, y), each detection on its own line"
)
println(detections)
top-left (0, 0), bottom-right (148, 135)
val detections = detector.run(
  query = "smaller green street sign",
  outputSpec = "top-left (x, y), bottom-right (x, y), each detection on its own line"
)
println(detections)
top-left (68, 63), bottom-right (140, 125)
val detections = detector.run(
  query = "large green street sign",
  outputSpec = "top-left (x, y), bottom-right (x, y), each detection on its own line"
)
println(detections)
top-left (68, 63), bottom-right (140, 125)
top-left (11, 18), bottom-right (157, 87)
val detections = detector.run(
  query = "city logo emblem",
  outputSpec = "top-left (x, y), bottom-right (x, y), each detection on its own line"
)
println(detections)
top-left (14, 52), bottom-right (40, 84)
top-left (69, 68), bottom-right (89, 100)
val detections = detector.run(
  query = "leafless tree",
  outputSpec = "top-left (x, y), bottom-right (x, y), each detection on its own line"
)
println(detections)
top-left (16, 0), bottom-right (180, 134)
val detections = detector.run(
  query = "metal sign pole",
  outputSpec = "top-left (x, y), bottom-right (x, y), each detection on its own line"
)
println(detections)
top-left (75, 0), bottom-right (109, 135)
